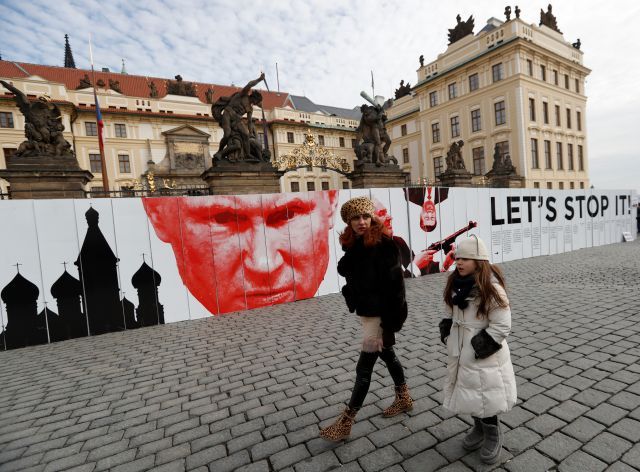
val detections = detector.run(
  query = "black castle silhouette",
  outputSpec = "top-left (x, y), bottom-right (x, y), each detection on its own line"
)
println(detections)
top-left (0, 207), bottom-right (164, 350)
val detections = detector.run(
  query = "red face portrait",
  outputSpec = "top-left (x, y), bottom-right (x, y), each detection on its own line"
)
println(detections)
top-left (373, 198), bottom-right (393, 235)
top-left (144, 191), bottom-right (338, 315)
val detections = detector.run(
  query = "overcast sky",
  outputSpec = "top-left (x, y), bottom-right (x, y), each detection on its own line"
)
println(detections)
top-left (1, 0), bottom-right (638, 192)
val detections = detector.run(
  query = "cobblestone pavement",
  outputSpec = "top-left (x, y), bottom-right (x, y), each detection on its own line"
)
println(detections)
top-left (1, 239), bottom-right (640, 472)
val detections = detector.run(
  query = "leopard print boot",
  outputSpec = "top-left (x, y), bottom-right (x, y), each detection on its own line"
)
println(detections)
top-left (319, 407), bottom-right (358, 441)
top-left (382, 383), bottom-right (413, 417)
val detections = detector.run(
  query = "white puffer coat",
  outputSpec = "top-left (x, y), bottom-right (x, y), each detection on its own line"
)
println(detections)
top-left (442, 283), bottom-right (517, 418)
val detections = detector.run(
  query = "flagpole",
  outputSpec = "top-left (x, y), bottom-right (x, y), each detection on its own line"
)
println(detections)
top-left (89, 36), bottom-right (109, 193)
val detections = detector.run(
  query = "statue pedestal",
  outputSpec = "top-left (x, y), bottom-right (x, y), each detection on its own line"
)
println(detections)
top-left (349, 163), bottom-right (410, 189)
top-left (201, 161), bottom-right (284, 195)
top-left (0, 155), bottom-right (93, 199)
top-left (437, 170), bottom-right (474, 187)
top-left (486, 172), bottom-right (525, 188)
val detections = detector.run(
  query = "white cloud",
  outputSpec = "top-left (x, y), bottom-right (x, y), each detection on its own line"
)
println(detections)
top-left (1, 0), bottom-right (638, 191)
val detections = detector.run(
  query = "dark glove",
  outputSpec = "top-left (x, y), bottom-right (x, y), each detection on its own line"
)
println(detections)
top-left (470, 329), bottom-right (502, 359)
top-left (341, 285), bottom-right (356, 313)
top-left (439, 318), bottom-right (453, 344)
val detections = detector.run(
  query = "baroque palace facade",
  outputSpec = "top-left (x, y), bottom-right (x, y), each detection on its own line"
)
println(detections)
top-left (0, 59), bottom-right (359, 194)
top-left (387, 8), bottom-right (591, 189)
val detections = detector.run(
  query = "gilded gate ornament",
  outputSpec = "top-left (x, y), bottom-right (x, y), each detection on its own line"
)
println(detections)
top-left (273, 130), bottom-right (351, 174)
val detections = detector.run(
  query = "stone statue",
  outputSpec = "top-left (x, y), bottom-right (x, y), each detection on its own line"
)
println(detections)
top-left (539, 4), bottom-right (561, 33)
top-left (205, 87), bottom-right (214, 104)
top-left (419, 55), bottom-right (424, 67)
top-left (109, 79), bottom-right (121, 93)
top-left (76, 73), bottom-right (92, 89)
top-left (572, 38), bottom-right (581, 50)
top-left (96, 79), bottom-right (106, 88)
top-left (505, 6), bottom-right (512, 21)
top-left (490, 144), bottom-right (516, 175)
top-left (148, 81), bottom-right (159, 98)
top-left (515, 5), bottom-right (521, 18)
top-left (445, 140), bottom-right (466, 171)
top-left (212, 73), bottom-right (269, 162)
top-left (354, 95), bottom-right (396, 167)
top-left (448, 14), bottom-right (475, 45)
top-left (394, 80), bottom-right (411, 99)
top-left (0, 80), bottom-right (73, 158)
top-left (167, 75), bottom-right (197, 97)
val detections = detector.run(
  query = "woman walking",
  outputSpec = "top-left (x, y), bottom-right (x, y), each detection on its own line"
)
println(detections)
top-left (439, 235), bottom-right (517, 464)
top-left (319, 196), bottom-right (413, 442)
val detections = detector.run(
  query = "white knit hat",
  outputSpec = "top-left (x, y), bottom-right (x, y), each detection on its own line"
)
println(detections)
top-left (455, 235), bottom-right (490, 261)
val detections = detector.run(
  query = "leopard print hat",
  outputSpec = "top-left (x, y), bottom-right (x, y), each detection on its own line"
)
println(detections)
top-left (340, 196), bottom-right (375, 223)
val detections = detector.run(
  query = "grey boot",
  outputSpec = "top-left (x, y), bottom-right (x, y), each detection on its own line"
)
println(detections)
top-left (480, 419), bottom-right (503, 464)
top-left (462, 417), bottom-right (484, 451)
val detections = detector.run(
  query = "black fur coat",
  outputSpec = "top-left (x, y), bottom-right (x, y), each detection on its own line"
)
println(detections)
top-left (337, 235), bottom-right (408, 332)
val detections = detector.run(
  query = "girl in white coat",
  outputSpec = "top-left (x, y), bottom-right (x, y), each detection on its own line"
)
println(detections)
top-left (439, 235), bottom-right (517, 464)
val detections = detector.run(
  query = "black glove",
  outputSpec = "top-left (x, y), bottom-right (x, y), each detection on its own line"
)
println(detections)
top-left (341, 285), bottom-right (356, 313)
top-left (439, 318), bottom-right (453, 344)
top-left (470, 329), bottom-right (502, 359)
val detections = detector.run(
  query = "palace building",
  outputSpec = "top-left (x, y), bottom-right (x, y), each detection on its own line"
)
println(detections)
top-left (387, 6), bottom-right (591, 189)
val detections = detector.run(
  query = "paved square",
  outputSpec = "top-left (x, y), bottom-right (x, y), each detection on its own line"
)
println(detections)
top-left (1, 239), bottom-right (639, 471)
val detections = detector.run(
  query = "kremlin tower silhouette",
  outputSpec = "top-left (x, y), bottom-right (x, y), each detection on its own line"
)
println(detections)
top-left (0, 207), bottom-right (164, 350)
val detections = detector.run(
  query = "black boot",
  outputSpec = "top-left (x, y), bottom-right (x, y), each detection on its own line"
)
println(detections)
top-left (480, 418), bottom-right (503, 464)
top-left (462, 417), bottom-right (484, 451)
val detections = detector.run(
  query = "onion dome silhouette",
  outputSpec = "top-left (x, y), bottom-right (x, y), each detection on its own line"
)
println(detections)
top-left (132, 262), bottom-right (161, 288)
top-left (1, 273), bottom-right (39, 303)
top-left (51, 270), bottom-right (82, 298)
top-left (132, 261), bottom-right (164, 327)
top-left (75, 207), bottom-right (119, 266)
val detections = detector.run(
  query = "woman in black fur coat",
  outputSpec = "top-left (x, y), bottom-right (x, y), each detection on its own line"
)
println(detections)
top-left (319, 196), bottom-right (413, 442)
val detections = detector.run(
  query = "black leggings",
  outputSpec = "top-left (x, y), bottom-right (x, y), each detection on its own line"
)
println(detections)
top-left (348, 347), bottom-right (406, 410)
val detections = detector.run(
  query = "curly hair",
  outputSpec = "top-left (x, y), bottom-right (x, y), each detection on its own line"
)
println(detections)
top-left (339, 216), bottom-right (391, 248)
top-left (444, 260), bottom-right (508, 319)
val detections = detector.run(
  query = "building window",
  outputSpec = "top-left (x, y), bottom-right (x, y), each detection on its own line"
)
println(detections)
top-left (471, 109), bottom-right (481, 132)
top-left (89, 153), bottom-right (102, 173)
top-left (568, 144), bottom-right (574, 170)
top-left (351, 138), bottom-right (357, 148)
top-left (577, 111), bottom-right (582, 131)
top-left (448, 82), bottom-right (457, 99)
top-left (566, 108), bottom-right (572, 129)
top-left (118, 154), bottom-right (131, 173)
top-left (540, 65), bottom-right (546, 81)
top-left (307, 181), bottom-right (315, 191)
top-left (318, 135), bottom-right (325, 146)
top-left (580, 182), bottom-right (584, 189)
top-left (321, 181), bottom-right (330, 191)
top-left (114, 124), bottom-right (127, 138)
top-left (290, 181), bottom-right (299, 192)
top-left (85, 122), bottom-right (98, 136)
top-left (0, 112), bottom-right (14, 128)
top-left (342, 181), bottom-right (350, 189)
top-left (578, 145), bottom-right (584, 171)
top-left (287, 132), bottom-right (294, 143)
top-left (429, 91), bottom-right (438, 107)
top-left (401, 124), bottom-right (407, 136)
top-left (553, 70), bottom-right (559, 86)
top-left (556, 142), bottom-right (563, 169)
top-left (570, 182), bottom-right (575, 189)
top-left (469, 73), bottom-right (479, 91)
top-left (529, 98), bottom-right (536, 121)
top-left (544, 140), bottom-right (552, 169)
top-left (543, 102), bottom-right (549, 124)
top-left (555, 105), bottom-right (561, 126)
top-left (575, 78), bottom-right (580, 94)
top-left (492, 63), bottom-right (504, 82)
top-left (495, 141), bottom-right (510, 163)
top-left (564, 74), bottom-right (569, 89)
top-left (527, 59), bottom-right (533, 76)
top-left (559, 182), bottom-right (564, 189)
top-left (339, 137), bottom-right (345, 147)
top-left (531, 138), bottom-right (539, 169)
top-left (433, 157), bottom-right (443, 177)
top-left (472, 147), bottom-right (485, 175)
top-left (450, 116), bottom-right (460, 138)
top-left (431, 122), bottom-right (440, 143)
top-left (402, 147), bottom-right (409, 164)
top-left (534, 182), bottom-right (540, 189)
top-left (494, 101), bottom-right (506, 125)
top-left (547, 182), bottom-right (553, 189)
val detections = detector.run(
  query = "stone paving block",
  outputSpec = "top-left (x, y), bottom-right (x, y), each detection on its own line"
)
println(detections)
top-left (1, 452), bottom-right (45, 472)
top-left (402, 448), bottom-right (448, 472)
top-left (428, 417), bottom-right (471, 442)
top-left (393, 430), bottom-right (437, 458)
top-left (156, 443), bottom-right (191, 466)
top-left (270, 444), bottom-right (311, 470)
top-left (292, 450), bottom-right (340, 472)
top-left (359, 444), bottom-right (404, 472)
top-left (234, 461), bottom-right (269, 472)
top-left (368, 423), bottom-right (411, 448)
top-left (185, 444), bottom-right (226, 469)
top-left (559, 450), bottom-right (607, 472)
top-left (334, 437), bottom-right (375, 463)
top-left (583, 432), bottom-right (633, 464)
top-left (42, 451), bottom-right (91, 472)
top-left (136, 437), bottom-right (172, 458)
top-left (585, 403), bottom-right (628, 426)
top-left (504, 426), bottom-right (541, 454)
top-left (504, 448), bottom-right (555, 472)
top-left (621, 443), bottom-right (640, 469)
top-left (251, 435), bottom-right (288, 461)
top-left (536, 431), bottom-right (581, 462)
top-left (111, 455), bottom-right (156, 472)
